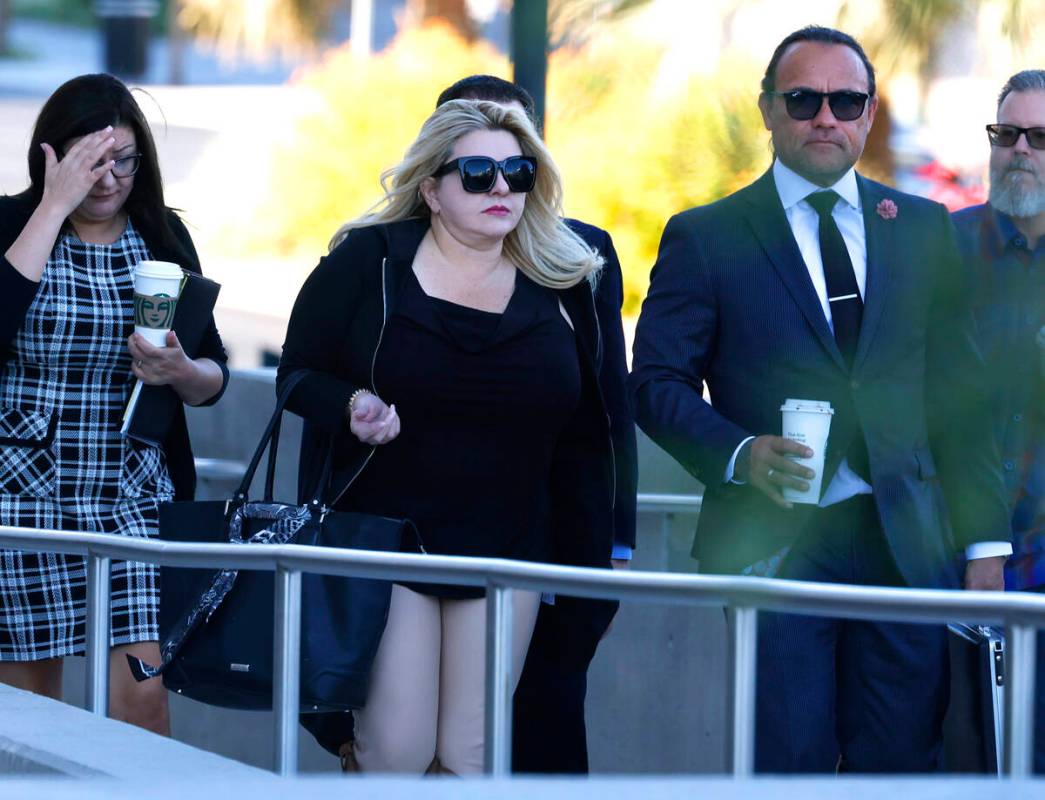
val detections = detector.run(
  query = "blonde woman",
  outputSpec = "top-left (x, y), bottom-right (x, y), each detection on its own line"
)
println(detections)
top-left (277, 100), bottom-right (615, 774)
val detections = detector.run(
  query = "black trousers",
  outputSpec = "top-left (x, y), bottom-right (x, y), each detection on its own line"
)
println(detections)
top-left (754, 496), bottom-right (950, 774)
top-left (512, 597), bottom-right (617, 774)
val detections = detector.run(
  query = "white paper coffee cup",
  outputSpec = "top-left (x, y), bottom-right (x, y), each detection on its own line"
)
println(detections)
top-left (779, 398), bottom-right (834, 505)
top-left (133, 260), bottom-right (183, 347)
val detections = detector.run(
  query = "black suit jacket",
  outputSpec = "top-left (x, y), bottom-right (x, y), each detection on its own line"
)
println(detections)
top-left (631, 168), bottom-right (1009, 589)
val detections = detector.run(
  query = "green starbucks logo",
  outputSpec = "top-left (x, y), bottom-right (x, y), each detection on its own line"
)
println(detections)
top-left (134, 292), bottom-right (177, 329)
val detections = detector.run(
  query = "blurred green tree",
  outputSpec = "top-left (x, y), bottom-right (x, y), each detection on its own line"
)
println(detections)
top-left (228, 22), bottom-right (767, 313)
top-left (174, 0), bottom-right (654, 59)
top-left (843, 0), bottom-right (1042, 119)
top-left (0, 0), bottom-right (10, 54)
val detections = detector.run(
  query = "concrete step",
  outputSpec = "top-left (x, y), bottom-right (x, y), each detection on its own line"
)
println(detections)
top-left (0, 682), bottom-right (267, 780)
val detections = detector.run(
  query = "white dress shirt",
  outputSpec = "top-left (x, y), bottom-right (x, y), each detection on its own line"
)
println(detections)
top-left (724, 159), bottom-right (1010, 561)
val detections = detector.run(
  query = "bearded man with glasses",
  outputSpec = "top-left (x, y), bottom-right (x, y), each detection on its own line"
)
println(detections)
top-left (952, 69), bottom-right (1045, 774)
top-left (631, 25), bottom-right (1010, 772)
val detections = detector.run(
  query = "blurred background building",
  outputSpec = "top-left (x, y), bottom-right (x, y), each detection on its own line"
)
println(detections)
top-left (0, 0), bottom-right (1042, 365)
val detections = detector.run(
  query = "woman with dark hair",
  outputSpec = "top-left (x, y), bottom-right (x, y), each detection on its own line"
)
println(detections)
top-left (0, 74), bottom-right (228, 733)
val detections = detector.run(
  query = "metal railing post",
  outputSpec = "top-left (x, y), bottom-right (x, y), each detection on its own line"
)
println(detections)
top-left (1004, 621), bottom-right (1037, 777)
top-left (84, 553), bottom-right (112, 716)
top-left (273, 567), bottom-right (302, 776)
top-left (727, 605), bottom-right (758, 776)
top-left (484, 582), bottom-right (515, 776)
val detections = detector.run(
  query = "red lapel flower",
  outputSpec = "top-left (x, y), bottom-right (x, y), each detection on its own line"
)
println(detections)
top-left (876, 198), bottom-right (898, 220)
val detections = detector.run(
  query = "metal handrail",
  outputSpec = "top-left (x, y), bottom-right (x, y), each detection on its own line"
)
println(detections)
top-left (0, 521), bottom-right (1041, 778)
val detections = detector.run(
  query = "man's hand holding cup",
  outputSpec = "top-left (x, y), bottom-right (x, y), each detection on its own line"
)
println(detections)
top-left (737, 435), bottom-right (815, 509)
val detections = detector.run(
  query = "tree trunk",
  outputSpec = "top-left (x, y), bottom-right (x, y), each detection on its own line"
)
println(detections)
top-left (403, 0), bottom-right (476, 40)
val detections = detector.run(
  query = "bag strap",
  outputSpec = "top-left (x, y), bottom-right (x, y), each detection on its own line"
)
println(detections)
top-left (233, 370), bottom-right (310, 503)
top-left (237, 371), bottom-right (350, 509)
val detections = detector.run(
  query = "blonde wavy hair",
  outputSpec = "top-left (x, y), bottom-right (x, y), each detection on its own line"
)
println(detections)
top-left (329, 100), bottom-right (603, 290)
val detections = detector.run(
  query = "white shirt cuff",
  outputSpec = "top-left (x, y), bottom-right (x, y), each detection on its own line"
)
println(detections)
top-left (612, 544), bottom-right (633, 561)
top-left (965, 541), bottom-right (1014, 560)
top-left (724, 435), bottom-right (757, 484)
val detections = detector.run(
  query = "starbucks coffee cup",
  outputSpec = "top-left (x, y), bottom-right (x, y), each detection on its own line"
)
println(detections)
top-left (780, 398), bottom-right (834, 505)
top-left (133, 260), bottom-right (183, 347)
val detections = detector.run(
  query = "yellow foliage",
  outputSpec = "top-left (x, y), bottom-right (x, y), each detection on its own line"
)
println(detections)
top-left (254, 24), bottom-right (508, 257)
top-left (242, 22), bottom-right (770, 315)
top-left (546, 37), bottom-right (769, 311)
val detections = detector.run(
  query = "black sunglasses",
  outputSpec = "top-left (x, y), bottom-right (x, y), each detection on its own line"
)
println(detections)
top-left (986, 124), bottom-right (1045, 150)
top-left (767, 89), bottom-right (870, 122)
top-left (433, 155), bottom-right (537, 193)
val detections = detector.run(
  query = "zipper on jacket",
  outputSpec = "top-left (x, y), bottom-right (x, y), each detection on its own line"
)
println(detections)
top-left (586, 285), bottom-right (616, 513)
top-left (331, 257), bottom-right (390, 507)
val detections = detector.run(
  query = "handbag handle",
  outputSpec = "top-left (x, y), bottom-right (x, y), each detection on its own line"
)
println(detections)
top-left (232, 370), bottom-right (330, 505)
top-left (234, 371), bottom-right (352, 509)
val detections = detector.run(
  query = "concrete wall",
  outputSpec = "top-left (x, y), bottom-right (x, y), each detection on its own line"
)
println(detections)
top-left (60, 369), bottom-right (724, 774)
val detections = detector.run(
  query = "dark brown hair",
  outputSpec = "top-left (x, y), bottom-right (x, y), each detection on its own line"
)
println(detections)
top-left (25, 73), bottom-right (189, 263)
top-left (761, 26), bottom-right (876, 97)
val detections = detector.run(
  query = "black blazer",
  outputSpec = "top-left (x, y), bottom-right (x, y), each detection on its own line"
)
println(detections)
top-left (631, 169), bottom-right (1010, 588)
top-left (0, 192), bottom-right (229, 501)
top-left (277, 217), bottom-right (632, 569)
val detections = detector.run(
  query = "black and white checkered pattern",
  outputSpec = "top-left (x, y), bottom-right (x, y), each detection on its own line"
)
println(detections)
top-left (0, 221), bottom-right (174, 660)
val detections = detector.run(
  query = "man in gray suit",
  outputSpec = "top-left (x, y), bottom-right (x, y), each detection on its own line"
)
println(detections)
top-left (631, 25), bottom-right (1010, 772)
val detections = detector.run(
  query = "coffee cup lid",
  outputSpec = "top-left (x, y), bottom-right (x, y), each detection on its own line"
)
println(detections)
top-left (135, 260), bottom-right (184, 280)
top-left (780, 398), bottom-right (834, 414)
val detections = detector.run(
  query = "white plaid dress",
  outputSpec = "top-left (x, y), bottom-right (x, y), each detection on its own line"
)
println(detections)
top-left (0, 221), bottom-right (174, 660)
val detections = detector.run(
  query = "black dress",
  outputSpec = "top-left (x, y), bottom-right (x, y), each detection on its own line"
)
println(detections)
top-left (342, 268), bottom-right (581, 598)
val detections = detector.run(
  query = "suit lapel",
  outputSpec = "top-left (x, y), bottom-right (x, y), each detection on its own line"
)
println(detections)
top-left (741, 170), bottom-right (846, 372)
top-left (852, 176), bottom-right (893, 374)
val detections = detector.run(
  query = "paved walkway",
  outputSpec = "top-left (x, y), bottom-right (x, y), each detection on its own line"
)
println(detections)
top-left (0, 17), bottom-right (308, 97)
top-left (1, 776), bottom-right (1042, 799)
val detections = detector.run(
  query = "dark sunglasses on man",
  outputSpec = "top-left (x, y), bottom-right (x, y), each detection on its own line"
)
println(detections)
top-left (986, 124), bottom-right (1045, 150)
top-left (767, 89), bottom-right (870, 122)
top-left (434, 155), bottom-right (537, 194)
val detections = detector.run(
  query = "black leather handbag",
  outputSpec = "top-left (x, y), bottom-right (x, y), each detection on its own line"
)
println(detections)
top-left (128, 372), bottom-right (412, 711)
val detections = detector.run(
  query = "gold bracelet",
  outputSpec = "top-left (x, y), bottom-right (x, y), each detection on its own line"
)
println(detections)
top-left (347, 387), bottom-right (373, 414)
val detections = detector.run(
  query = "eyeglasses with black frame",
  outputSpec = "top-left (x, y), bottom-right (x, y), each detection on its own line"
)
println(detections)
top-left (986, 124), bottom-right (1045, 151)
top-left (433, 155), bottom-right (537, 194)
top-left (767, 89), bottom-right (870, 122)
top-left (95, 153), bottom-right (142, 179)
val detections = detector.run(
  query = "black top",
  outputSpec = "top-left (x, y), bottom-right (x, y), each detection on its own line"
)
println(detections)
top-left (344, 269), bottom-right (581, 598)
top-left (283, 219), bottom-right (631, 755)
top-left (278, 218), bottom-right (636, 555)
